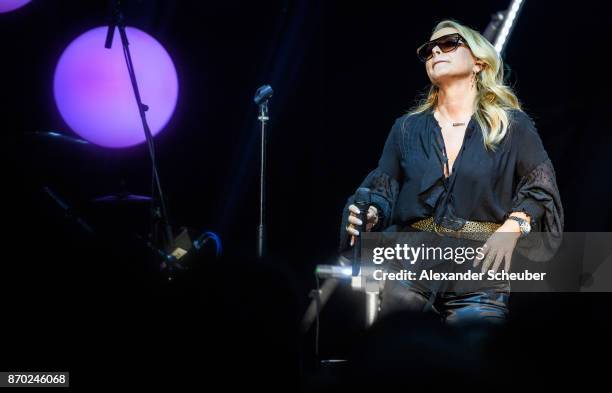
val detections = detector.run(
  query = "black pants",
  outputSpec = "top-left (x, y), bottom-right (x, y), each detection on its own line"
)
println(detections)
top-left (379, 259), bottom-right (510, 326)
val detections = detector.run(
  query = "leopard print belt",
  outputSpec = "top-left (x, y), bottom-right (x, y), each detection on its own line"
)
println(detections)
top-left (410, 217), bottom-right (501, 242)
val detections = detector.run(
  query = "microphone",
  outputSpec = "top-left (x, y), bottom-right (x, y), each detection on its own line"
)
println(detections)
top-left (253, 85), bottom-right (273, 105)
top-left (352, 187), bottom-right (371, 276)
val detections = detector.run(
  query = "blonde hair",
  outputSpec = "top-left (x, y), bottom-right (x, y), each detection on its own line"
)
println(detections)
top-left (409, 19), bottom-right (522, 151)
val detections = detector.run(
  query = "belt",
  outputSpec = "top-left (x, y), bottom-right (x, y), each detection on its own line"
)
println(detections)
top-left (410, 217), bottom-right (501, 242)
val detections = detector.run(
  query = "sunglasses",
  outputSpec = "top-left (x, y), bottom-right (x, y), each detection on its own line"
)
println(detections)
top-left (416, 33), bottom-right (468, 62)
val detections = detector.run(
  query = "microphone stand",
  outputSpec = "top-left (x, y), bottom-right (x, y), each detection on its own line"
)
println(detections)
top-left (254, 85), bottom-right (273, 259)
top-left (105, 0), bottom-right (174, 254)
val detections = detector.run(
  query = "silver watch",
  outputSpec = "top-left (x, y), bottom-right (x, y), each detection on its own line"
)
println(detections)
top-left (507, 216), bottom-right (531, 237)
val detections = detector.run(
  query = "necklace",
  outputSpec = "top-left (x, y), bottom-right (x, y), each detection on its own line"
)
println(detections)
top-left (436, 109), bottom-right (469, 127)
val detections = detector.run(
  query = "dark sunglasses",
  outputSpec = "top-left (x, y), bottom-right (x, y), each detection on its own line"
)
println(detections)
top-left (416, 33), bottom-right (468, 62)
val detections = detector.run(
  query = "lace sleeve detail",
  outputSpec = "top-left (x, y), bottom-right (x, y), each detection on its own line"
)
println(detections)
top-left (504, 158), bottom-right (564, 261)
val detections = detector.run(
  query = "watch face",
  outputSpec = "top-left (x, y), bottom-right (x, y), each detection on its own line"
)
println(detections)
top-left (521, 220), bottom-right (531, 233)
top-left (510, 216), bottom-right (530, 235)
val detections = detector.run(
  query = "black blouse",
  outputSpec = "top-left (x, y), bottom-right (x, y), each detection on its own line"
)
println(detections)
top-left (339, 108), bottom-right (564, 262)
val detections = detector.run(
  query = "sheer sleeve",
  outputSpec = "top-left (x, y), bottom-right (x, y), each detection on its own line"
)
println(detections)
top-left (338, 117), bottom-right (404, 254)
top-left (505, 111), bottom-right (564, 261)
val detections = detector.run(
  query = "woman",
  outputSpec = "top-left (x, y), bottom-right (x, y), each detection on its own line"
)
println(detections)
top-left (339, 20), bottom-right (564, 325)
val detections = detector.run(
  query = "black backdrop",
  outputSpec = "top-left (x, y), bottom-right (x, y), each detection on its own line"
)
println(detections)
top-left (3, 0), bottom-right (612, 389)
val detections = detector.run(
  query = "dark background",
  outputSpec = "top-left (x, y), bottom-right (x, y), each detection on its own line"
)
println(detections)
top-left (3, 0), bottom-right (611, 389)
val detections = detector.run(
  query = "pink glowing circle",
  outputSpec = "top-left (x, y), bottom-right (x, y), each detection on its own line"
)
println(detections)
top-left (0, 0), bottom-right (31, 13)
top-left (53, 26), bottom-right (178, 148)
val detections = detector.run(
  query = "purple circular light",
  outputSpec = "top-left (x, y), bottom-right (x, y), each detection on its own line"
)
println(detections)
top-left (54, 26), bottom-right (178, 148)
top-left (0, 0), bottom-right (31, 13)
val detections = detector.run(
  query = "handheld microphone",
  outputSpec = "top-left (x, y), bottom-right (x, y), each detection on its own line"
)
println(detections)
top-left (352, 187), bottom-right (371, 276)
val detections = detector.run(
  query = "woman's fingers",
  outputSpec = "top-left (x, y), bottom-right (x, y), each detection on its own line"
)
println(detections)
top-left (480, 248), bottom-right (497, 274)
top-left (350, 204), bottom-right (378, 224)
top-left (346, 203), bottom-right (362, 249)
top-left (346, 205), bottom-right (380, 247)
top-left (348, 215), bottom-right (363, 226)
top-left (490, 251), bottom-right (506, 274)
top-left (504, 251), bottom-right (512, 272)
top-left (474, 231), bottom-right (518, 273)
top-left (347, 204), bottom-right (360, 247)
top-left (367, 206), bottom-right (378, 220)
top-left (345, 225), bottom-right (359, 236)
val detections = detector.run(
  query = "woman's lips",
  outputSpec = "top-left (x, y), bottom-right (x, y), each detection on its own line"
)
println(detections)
top-left (433, 60), bottom-right (448, 66)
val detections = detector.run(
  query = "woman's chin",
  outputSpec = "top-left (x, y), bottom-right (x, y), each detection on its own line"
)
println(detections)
top-left (430, 72), bottom-right (463, 86)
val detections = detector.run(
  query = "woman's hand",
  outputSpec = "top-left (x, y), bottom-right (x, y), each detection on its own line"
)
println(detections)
top-left (473, 219), bottom-right (522, 274)
top-left (346, 204), bottom-right (379, 247)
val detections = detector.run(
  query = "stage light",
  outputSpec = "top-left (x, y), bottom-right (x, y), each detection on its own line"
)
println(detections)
top-left (494, 0), bottom-right (524, 55)
top-left (53, 26), bottom-right (178, 148)
top-left (0, 0), bottom-right (31, 13)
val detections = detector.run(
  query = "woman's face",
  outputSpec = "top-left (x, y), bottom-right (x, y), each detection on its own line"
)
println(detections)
top-left (424, 27), bottom-right (480, 86)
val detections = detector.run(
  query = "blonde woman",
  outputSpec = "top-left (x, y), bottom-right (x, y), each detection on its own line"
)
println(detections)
top-left (339, 20), bottom-right (563, 325)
